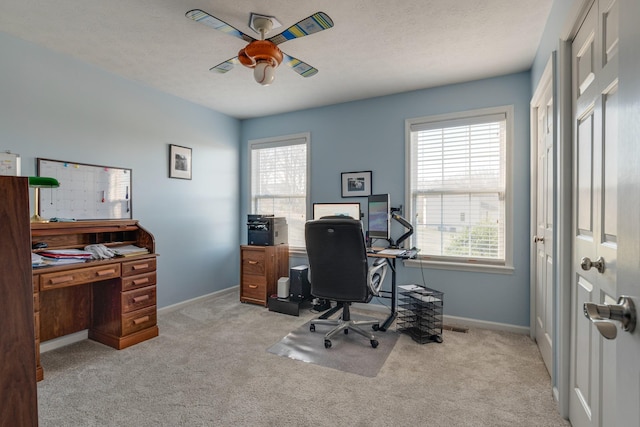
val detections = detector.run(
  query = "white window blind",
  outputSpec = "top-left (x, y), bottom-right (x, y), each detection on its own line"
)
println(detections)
top-left (250, 134), bottom-right (309, 248)
top-left (408, 108), bottom-right (510, 265)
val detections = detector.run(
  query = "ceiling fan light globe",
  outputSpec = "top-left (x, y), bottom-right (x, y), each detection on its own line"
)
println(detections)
top-left (254, 62), bottom-right (276, 85)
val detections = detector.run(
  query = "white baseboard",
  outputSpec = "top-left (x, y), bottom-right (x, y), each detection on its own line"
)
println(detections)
top-left (442, 314), bottom-right (529, 335)
top-left (355, 302), bottom-right (529, 334)
top-left (157, 286), bottom-right (238, 315)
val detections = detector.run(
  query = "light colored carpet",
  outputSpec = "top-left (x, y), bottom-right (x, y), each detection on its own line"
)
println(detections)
top-left (37, 290), bottom-right (570, 426)
top-left (267, 314), bottom-right (400, 377)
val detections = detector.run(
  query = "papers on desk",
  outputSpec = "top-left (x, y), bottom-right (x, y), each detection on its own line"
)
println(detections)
top-left (38, 249), bottom-right (93, 259)
top-left (112, 244), bottom-right (149, 257)
top-left (377, 248), bottom-right (407, 256)
top-left (32, 252), bottom-right (88, 268)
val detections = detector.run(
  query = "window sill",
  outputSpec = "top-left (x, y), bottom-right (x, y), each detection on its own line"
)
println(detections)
top-left (288, 247), bottom-right (308, 258)
top-left (403, 257), bottom-right (514, 275)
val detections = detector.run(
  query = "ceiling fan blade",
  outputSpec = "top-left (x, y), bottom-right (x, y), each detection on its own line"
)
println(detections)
top-left (209, 57), bottom-right (240, 74)
top-left (186, 9), bottom-right (255, 43)
top-left (267, 12), bottom-right (334, 45)
top-left (281, 53), bottom-right (319, 78)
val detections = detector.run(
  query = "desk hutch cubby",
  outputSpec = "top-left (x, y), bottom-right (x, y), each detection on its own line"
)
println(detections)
top-left (31, 220), bottom-right (159, 381)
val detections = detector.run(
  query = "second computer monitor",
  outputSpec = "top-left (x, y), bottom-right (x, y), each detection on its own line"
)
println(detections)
top-left (368, 194), bottom-right (390, 241)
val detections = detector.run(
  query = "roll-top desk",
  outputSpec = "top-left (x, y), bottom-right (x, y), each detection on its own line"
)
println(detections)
top-left (31, 220), bottom-right (159, 381)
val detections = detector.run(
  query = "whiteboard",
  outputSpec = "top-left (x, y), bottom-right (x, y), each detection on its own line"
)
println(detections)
top-left (38, 158), bottom-right (132, 220)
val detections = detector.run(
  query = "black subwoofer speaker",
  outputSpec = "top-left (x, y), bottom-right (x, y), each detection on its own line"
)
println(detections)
top-left (289, 265), bottom-right (311, 302)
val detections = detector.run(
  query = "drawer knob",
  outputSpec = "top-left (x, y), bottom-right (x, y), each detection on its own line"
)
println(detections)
top-left (49, 275), bottom-right (74, 285)
top-left (248, 261), bottom-right (259, 265)
top-left (132, 295), bottom-right (150, 303)
top-left (248, 284), bottom-right (258, 289)
top-left (132, 315), bottom-right (150, 325)
top-left (96, 269), bottom-right (117, 277)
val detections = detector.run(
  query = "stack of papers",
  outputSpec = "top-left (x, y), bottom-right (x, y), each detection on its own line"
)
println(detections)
top-left (112, 245), bottom-right (149, 257)
top-left (32, 252), bottom-right (88, 268)
top-left (377, 248), bottom-right (407, 256)
top-left (39, 249), bottom-right (93, 259)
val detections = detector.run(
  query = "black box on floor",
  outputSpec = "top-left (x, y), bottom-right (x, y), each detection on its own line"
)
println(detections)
top-left (289, 265), bottom-right (311, 302)
top-left (268, 296), bottom-right (309, 316)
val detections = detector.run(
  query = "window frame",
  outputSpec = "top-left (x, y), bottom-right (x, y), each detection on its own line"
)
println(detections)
top-left (248, 132), bottom-right (310, 252)
top-left (404, 106), bottom-right (514, 273)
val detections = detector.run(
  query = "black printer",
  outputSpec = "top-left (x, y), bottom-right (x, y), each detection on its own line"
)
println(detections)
top-left (247, 214), bottom-right (288, 246)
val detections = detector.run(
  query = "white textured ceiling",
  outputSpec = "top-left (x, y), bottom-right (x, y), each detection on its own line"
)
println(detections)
top-left (1, 1), bottom-right (553, 119)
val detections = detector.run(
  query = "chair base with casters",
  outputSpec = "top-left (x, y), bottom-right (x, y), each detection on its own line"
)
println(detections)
top-left (310, 302), bottom-right (380, 348)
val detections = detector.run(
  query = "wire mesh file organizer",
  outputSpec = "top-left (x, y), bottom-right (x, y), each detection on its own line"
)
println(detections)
top-left (397, 284), bottom-right (443, 344)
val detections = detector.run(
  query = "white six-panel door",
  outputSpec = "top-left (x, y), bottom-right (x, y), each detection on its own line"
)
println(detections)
top-left (531, 60), bottom-right (554, 376)
top-left (569, 0), bottom-right (619, 425)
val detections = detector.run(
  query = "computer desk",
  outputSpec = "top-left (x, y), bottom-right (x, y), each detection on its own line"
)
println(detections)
top-left (367, 248), bottom-right (418, 331)
top-left (316, 247), bottom-right (418, 332)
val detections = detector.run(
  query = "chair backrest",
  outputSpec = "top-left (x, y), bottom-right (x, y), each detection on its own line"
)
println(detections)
top-left (305, 217), bottom-right (371, 303)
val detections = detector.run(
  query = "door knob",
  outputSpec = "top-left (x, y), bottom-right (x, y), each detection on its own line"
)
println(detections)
top-left (533, 235), bottom-right (544, 243)
top-left (583, 296), bottom-right (636, 340)
top-left (580, 256), bottom-right (605, 273)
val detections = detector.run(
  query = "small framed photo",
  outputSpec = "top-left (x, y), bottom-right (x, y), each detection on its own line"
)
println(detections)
top-left (341, 171), bottom-right (372, 198)
top-left (169, 144), bottom-right (192, 180)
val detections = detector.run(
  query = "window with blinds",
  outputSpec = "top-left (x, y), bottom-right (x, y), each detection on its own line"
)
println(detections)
top-left (250, 133), bottom-right (309, 248)
top-left (407, 107), bottom-right (512, 266)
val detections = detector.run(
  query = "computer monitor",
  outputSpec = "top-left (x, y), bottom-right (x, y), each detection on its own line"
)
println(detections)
top-left (367, 194), bottom-right (390, 241)
top-left (312, 202), bottom-right (361, 220)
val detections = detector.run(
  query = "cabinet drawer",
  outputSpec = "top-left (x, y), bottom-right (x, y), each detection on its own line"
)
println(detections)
top-left (242, 252), bottom-right (266, 276)
top-left (122, 286), bottom-right (156, 313)
top-left (242, 275), bottom-right (267, 300)
top-left (121, 257), bottom-right (156, 276)
top-left (40, 264), bottom-right (121, 290)
top-left (122, 306), bottom-right (157, 336)
top-left (122, 271), bottom-right (157, 291)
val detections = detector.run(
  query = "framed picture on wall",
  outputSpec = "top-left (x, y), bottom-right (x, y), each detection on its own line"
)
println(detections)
top-left (341, 170), bottom-right (372, 197)
top-left (169, 144), bottom-right (192, 180)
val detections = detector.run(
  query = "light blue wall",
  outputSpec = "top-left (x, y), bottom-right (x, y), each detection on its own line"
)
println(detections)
top-left (0, 32), bottom-right (242, 308)
top-left (241, 72), bottom-right (533, 327)
top-left (531, 0), bottom-right (579, 89)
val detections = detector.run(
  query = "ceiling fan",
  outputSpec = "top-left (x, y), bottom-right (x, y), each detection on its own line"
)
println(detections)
top-left (185, 9), bottom-right (334, 86)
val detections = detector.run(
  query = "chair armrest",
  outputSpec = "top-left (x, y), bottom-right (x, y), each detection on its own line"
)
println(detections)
top-left (367, 258), bottom-right (388, 296)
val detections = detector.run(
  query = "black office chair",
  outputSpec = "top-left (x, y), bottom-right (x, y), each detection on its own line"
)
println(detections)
top-left (305, 217), bottom-right (387, 348)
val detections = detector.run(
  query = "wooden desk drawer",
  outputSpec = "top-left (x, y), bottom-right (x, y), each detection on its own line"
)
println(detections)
top-left (242, 254), bottom-right (266, 276)
top-left (122, 306), bottom-right (157, 336)
top-left (122, 286), bottom-right (156, 313)
top-left (40, 264), bottom-right (121, 290)
top-left (121, 258), bottom-right (156, 276)
top-left (122, 272), bottom-right (157, 291)
top-left (241, 275), bottom-right (267, 300)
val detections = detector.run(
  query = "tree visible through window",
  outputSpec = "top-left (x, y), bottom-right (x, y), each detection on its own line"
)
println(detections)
top-left (407, 107), bottom-right (512, 266)
top-left (250, 133), bottom-right (309, 248)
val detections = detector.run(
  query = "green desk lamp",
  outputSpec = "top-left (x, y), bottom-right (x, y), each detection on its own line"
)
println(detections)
top-left (28, 176), bottom-right (60, 223)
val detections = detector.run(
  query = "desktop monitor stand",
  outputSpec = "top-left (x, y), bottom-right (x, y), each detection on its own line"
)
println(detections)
top-left (387, 212), bottom-right (413, 248)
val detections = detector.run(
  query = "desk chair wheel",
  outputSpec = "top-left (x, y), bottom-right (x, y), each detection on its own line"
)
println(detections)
top-left (370, 340), bottom-right (379, 348)
top-left (310, 324), bottom-right (316, 332)
top-left (324, 339), bottom-right (332, 348)
top-left (344, 329), bottom-right (348, 334)
top-left (372, 324), bottom-right (380, 331)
